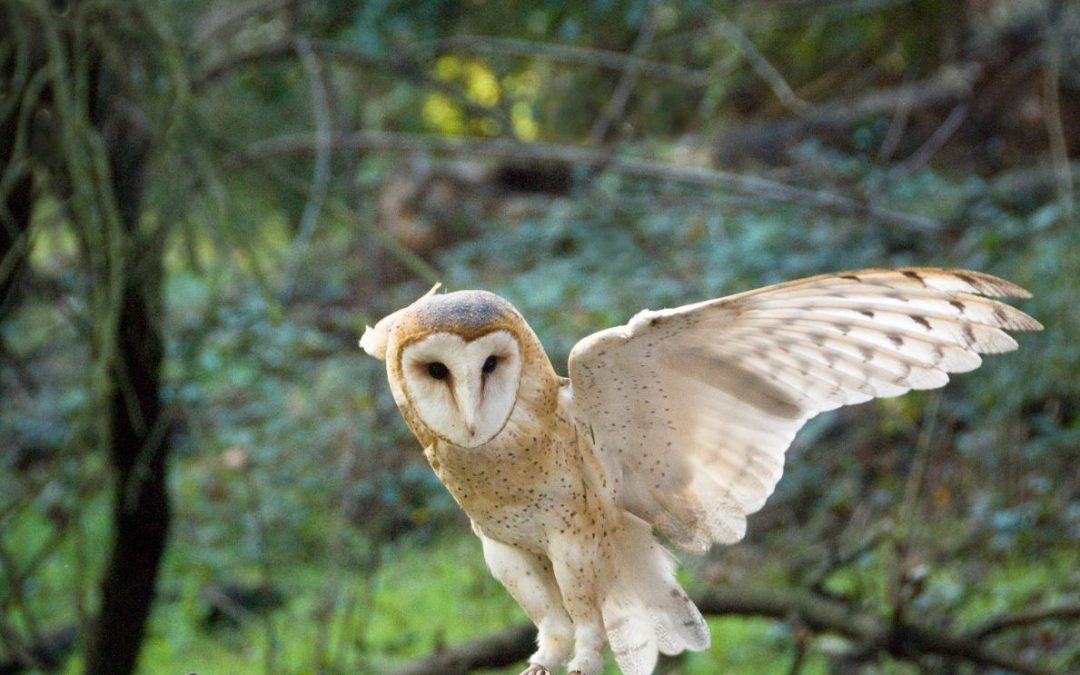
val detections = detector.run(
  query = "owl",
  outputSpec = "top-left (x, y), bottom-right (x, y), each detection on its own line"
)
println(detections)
top-left (360, 268), bottom-right (1040, 675)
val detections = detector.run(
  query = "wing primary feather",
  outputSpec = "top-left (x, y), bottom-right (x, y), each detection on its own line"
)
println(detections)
top-left (731, 313), bottom-right (1019, 354)
top-left (734, 321), bottom-right (958, 390)
top-left (664, 348), bottom-right (805, 419)
top-left (565, 267), bottom-right (1039, 557)
top-left (742, 296), bottom-right (1040, 331)
top-left (724, 337), bottom-right (887, 406)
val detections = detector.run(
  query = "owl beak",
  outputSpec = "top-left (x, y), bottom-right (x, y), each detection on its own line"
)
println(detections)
top-left (455, 374), bottom-right (483, 438)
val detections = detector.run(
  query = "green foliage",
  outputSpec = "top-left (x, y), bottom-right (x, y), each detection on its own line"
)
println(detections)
top-left (3, 1), bottom-right (1078, 673)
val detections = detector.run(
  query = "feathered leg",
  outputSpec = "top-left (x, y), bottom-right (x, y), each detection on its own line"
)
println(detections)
top-left (600, 514), bottom-right (711, 675)
top-left (548, 532), bottom-right (607, 675)
top-left (480, 535), bottom-right (573, 674)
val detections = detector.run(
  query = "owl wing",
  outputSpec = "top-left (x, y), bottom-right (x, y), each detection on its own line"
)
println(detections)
top-left (565, 268), bottom-right (1042, 553)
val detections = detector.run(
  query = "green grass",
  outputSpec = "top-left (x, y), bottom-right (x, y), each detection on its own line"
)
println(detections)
top-left (38, 521), bottom-right (1054, 675)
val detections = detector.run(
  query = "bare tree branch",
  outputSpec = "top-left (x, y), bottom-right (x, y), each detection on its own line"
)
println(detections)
top-left (706, 7), bottom-right (809, 114)
top-left (695, 588), bottom-right (1051, 675)
top-left (196, 39), bottom-right (513, 131)
top-left (388, 586), bottom-right (1056, 675)
top-left (1040, 1), bottom-right (1075, 218)
top-left (587, 0), bottom-right (662, 145)
top-left (226, 130), bottom-right (942, 231)
top-left (876, 80), bottom-right (913, 161)
top-left (714, 63), bottom-right (981, 164)
top-left (192, 0), bottom-right (289, 49)
top-left (279, 34), bottom-right (332, 302)
top-left (408, 35), bottom-right (711, 87)
top-left (388, 623), bottom-right (535, 675)
top-left (887, 103), bottom-right (968, 181)
top-left (969, 602), bottom-right (1080, 640)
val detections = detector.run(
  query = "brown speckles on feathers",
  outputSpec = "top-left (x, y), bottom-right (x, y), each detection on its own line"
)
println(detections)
top-left (362, 268), bottom-right (1040, 675)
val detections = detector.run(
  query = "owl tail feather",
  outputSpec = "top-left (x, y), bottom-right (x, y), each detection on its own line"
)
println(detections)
top-left (601, 514), bottom-right (711, 675)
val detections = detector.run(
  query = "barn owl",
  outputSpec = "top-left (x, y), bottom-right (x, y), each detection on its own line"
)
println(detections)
top-left (360, 268), bottom-right (1040, 675)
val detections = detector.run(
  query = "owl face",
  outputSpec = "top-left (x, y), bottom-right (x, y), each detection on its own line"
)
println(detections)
top-left (398, 329), bottom-right (522, 448)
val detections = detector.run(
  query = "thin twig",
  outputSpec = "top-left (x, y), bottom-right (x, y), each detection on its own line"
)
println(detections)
top-left (587, 0), bottom-right (662, 145)
top-left (279, 34), bottom-right (333, 302)
top-left (806, 524), bottom-right (892, 594)
top-left (889, 393), bottom-right (940, 623)
top-left (0, 542), bottom-right (44, 650)
top-left (887, 103), bottom-right (968, 181)
top-left (243, 146), bottom-right (443, 283)
top-left (1040, 3), bottom-right (1075, 218)
top-left (706, 7), bottom-right (809, 113)
top-left (877, 77), bottom-right (913, 161)
top-left (192, 0), bottom-right (289, 49)
top-left (969, 602), bottom-right (1080, 640)
top-left (196, 39), bottom-right (513, 131)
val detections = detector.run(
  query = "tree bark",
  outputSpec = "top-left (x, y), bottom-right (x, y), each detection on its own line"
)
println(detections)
top-left (82, 97), bottom-right (169, 675)
top-left (0, 7), bottom-right (33, 322)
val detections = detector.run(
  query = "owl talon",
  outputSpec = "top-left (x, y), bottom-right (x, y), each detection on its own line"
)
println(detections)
top-left (519, 665), bottom-right (550, 675)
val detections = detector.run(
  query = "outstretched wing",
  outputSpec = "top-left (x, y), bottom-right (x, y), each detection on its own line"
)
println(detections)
top-left (565, 268), bottom-right (1041, 553)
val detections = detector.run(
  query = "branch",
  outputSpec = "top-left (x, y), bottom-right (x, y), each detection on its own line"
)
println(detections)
top-left (388, 623), bottom-right (535, 675)
top-left (192, 0), bottom-right (289, 49)
top-left (587, 0), bottom-right (662, 145)
top-left (226, 130), bottom-right (942, 232)
top-left (0, 623), bottom-right (75, 675)
top-left (1040, 2), bottom-right (1075, 219)
top-left (695, 587), bottom-right (1051, 675)
top-left (988, 159), bottom-right (1080, 205)
top-left (279, 34), bottom-right (332, 302)
top-left (408, 35), bottom-right (710, 87)
top-left (969, 602), bottom-right (1080, 640)
top-left (886, 103), bottom-right (968, 181)
top-left (713, 63), bottom-right (981, 164)
top-left (388, 586), bottom-right (1056, 675)
top-left (706, 8), bottom-right (808, 114)
top-left (196, 39), bottom-right (512, 130)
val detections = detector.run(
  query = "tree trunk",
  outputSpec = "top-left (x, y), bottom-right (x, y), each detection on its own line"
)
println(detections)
top-left (82, 98), bottom-right (169, 675)
top-left (0, 9), bottom-right (33, 322)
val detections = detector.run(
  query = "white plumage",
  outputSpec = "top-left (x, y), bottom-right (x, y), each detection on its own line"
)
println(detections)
top-left (362, 268), bottom-right (1040, 675)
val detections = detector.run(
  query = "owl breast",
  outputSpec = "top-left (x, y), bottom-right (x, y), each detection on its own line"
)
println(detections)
top-left (424, 394), bottom-right (600, 551)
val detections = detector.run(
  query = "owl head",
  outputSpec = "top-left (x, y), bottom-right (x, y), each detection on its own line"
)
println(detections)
top-left (361, 284), bottom-right (534, 448)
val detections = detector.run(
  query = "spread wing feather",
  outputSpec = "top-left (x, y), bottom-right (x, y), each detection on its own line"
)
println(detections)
top-left (566, 268), bottom-right (1041, 553)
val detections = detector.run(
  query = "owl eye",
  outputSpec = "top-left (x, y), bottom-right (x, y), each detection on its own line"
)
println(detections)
top-left (482, 355), bottom-right (499, 374)
top-left (427, 362), bottom-right (450, 380)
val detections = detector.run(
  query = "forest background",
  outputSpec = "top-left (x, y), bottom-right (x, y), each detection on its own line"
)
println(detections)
top-left (1, 1), bottom-right (1078, 674)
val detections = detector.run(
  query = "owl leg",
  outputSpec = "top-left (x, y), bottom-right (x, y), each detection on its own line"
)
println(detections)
top-left (548, 534), bottom-right (606, 675)
top-left (479, 535), bottom-right (573, 673)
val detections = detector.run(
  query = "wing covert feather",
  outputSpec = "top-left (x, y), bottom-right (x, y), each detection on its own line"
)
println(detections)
top-left (566, 268), bottom-right (1041, 553)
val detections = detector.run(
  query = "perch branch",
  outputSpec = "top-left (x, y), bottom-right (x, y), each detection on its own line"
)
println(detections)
top-left (390, 586), bottom-right (1055, 675)
top-left (388, 623), bottom-right (536, 675)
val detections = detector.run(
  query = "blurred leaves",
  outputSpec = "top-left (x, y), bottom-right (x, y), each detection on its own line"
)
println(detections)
top-left (2, 0), bottom-right (1079, 673)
